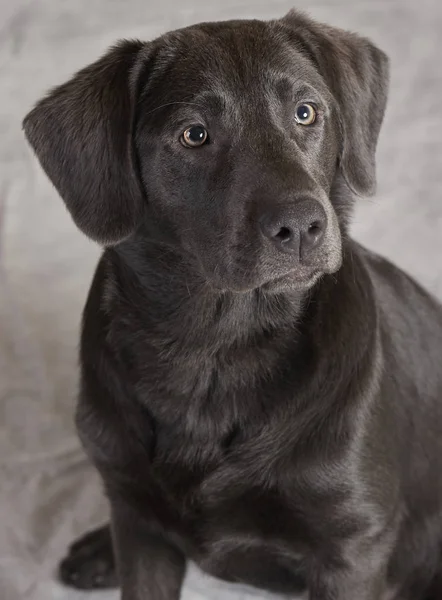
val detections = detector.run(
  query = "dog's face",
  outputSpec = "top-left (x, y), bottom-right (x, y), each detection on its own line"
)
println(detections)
top-left (136, 21), bottom-right (343, 293)
top-left (23, 12), bottom-right (389, 293)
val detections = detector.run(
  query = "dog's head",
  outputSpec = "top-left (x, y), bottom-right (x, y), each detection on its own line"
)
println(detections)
top-left (23, 11), bottom-right (388, 293)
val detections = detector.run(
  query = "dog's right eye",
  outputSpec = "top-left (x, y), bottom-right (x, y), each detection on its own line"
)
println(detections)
top-left (181, 126), bottom-right (208, 148)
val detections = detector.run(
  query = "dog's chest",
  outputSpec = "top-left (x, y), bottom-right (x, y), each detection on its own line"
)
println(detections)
top-left (129, 331), bottom-right (348, 578)
top-left (149, 425), bottom-right (321, 592)
top-left (151, 420), bottom-right (325, 551)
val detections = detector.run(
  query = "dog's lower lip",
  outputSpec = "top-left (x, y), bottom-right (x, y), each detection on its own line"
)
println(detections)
top-left (264, 269), bottom-right (320, 288)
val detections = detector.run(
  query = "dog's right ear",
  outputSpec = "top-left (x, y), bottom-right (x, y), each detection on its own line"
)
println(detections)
top-left (23, 40), bottom-right (150, 245)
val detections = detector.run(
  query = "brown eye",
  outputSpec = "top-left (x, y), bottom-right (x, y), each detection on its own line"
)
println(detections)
top-left (295, 103), bottom-right (317, 126)
top-left (181, 125), bottom-right (208, 148)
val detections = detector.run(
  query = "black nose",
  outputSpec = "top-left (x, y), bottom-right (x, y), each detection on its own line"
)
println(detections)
top-left (259, 199), bottom-right (327, 258)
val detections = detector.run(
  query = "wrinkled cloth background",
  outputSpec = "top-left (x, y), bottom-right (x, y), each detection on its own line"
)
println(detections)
top-left (1, 0), bottom-right (441, 599)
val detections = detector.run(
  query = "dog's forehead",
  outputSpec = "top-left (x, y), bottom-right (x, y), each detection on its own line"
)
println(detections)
top-left (154, 20), bottom-right (324, 103)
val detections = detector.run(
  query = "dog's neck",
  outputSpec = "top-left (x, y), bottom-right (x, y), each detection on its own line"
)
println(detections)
top-left (112, 238), bottom-right (308, 355)
top-left (105, 233), bottom-right (376, 436)
top-left (108, 240), bottom-right (320, 432)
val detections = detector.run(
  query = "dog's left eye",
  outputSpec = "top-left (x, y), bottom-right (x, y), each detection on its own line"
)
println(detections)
top-left (295, 103), bottom-right (317, 126)
top-left (181, 125), bottom-right (208, 148)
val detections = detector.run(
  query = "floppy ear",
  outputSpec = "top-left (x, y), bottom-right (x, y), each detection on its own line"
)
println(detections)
top-left (23, 40), bottom-right (148, 245)
top-left (282, 11), bottom-right (389, 197)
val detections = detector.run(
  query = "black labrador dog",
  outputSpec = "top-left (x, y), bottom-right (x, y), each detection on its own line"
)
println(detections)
top-left (23, 9), bottom-right (442, 600)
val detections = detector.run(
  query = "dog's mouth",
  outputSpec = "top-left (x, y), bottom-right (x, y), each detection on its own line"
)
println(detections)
top-left (198, 244), bottom-right (342, 294)
top-left (205, 265), bottom-right (324, 294)
top-left (261, 268), bottom-right (323, 293)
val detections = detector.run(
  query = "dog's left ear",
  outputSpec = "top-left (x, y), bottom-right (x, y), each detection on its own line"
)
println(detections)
top-left (281, 11), bottom-right (389, 197)
top-left (23, 40), bottom-right (153, 245)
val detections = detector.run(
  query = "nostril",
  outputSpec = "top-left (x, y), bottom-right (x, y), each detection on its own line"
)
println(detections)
top-left (307, 221), bottom-right (323, 237)
top-left (301, 217), bottom-right (326, 255)
top-left (275, 226), bottom-right (292, 243)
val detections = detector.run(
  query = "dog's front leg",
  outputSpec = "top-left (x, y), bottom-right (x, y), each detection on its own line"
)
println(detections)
top-left (111, 500), bottom-right (186, 600)
top-left (308, 539), bottom-right (393, 600)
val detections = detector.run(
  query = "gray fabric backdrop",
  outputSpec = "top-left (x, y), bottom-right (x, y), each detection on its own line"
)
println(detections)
top-left (1, 0), bottom-right (441, 598)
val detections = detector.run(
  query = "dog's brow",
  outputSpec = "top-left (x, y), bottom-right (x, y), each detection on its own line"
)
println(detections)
top-left (194, 88), bottom-right (234, 109)
top-left (268, 73), bottom-right (319, 100)
top-left (142, 101), bottom-right (206, 117)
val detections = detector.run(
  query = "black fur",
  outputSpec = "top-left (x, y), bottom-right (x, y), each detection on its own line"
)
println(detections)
top-left (23, 10), bottom-right (442, 600)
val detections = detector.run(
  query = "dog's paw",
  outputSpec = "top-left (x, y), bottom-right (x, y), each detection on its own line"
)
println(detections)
top-left (58, 525), bottom-right (118, 589)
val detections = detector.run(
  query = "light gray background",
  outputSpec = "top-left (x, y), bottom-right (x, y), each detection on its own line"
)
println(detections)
top-left (1, 0), bottom-right (441, 599)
